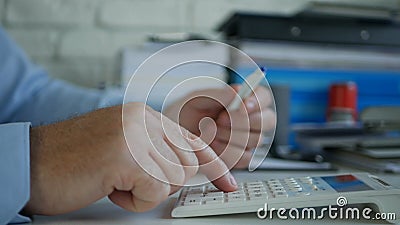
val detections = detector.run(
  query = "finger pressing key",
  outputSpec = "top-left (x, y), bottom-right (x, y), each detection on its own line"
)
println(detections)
top-left (185, 132), bottom-right (237, 192)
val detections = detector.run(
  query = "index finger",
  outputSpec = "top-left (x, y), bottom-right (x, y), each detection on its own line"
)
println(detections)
top-left (185, 132), bottom-right (237, 192)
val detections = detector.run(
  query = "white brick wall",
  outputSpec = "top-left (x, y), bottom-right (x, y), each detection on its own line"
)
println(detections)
top-left (0, 0), bottom-right (399, 88)
top-left (5, 0), bottom-right (96, 26)
top-left (7, 29), bottom-right (58, 58)
top-left (99, 0), bottom-right (187, 29)
top-left (37, 59), bottom-right (116, 88)
top-left (59, 29), bottom-right (147, 59)
top-left (0, 0), bottom-right (4, 22)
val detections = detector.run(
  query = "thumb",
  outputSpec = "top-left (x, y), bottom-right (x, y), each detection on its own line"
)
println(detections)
top-left (186, 132), bottom-right (237, 192)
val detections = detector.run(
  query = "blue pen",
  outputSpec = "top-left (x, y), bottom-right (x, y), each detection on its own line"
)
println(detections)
top-left (228, 67), bottom-right (266, 111)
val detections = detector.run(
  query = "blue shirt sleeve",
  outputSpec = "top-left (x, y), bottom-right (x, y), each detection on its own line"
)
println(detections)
top-left (0, 123), bottom-right (31, 224)
top-left (0, 26), bottom-right (123, 126)
top-left (0, 26), bottom-right (123, 224)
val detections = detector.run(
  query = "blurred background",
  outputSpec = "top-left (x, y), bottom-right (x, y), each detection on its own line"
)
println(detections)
top-left (0, 0), bottom-right (398, 88)
top-left (1, 0), bottom-right (400, 171)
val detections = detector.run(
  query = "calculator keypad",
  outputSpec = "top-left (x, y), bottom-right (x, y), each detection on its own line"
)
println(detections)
top-left (178, 176), bottom-right (335, 206)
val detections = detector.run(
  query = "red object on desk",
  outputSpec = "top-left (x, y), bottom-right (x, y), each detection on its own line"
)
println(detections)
top-left (327, 82), bottom-right (358, 122)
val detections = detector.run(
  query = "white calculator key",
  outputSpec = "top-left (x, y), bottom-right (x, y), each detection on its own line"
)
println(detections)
top-left (271, 187), bottom-right (285, 192)
top-left (186, 193), bottom-right (204, 198)
top-left (247, 187), bottom-right (267, 192)
top-left (246, 181), bottom-right (264, 186)
top-left (227, 190), bottom-right (246, 197)
top-left (203, 196), bottom-right (224, 204)
top-left (300, 177), bottom-right (313, 184)
top-left (188, 186), bottom-right (204, 194)
top-left (268, 185), bottom-right (283, 189)
top-left (247, 184), bottom-right (266, 189)
top-left (284, 178), bottom-right (296, 182)
top-left (286, 180), bottom-right (299, 184)
top-left (288, 184), bottom-right (302, 190)
top-left (247, 185), bottom-right (264, 190)
top-left (227, 195), bottom-right (246, 202)
top-left (204, 192), bottom-right (224, 197)
top-left (290, 187), bottom-right (303, 192)
top-left (250, 189), bottom-right (267, 195)
top-left (184, 198), bottom-right (202, 205)
top-left (249, 192), bottom-right (268, 200)
top-left (272, 188), bottom-right (286, 193)
top-left (273, 191), bottom-right (288, 198)
top-left (267, 180), bottom-right (281, 185)
top-left (267, 183), bottom-right (280, 187)
top-left (228, 192), bottom-right (246, 198)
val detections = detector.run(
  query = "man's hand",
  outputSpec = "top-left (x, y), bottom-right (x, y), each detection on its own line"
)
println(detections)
top-left (24, 103), bottom-right (237, 216)
top-left (164, 86), bottom-right (276, 169)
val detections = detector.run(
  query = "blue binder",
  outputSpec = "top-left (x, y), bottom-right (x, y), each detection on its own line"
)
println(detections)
top-left (232, 67), bottom-right (400, 124)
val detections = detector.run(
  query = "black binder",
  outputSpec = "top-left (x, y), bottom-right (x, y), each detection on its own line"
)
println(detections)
top-left (217, 12), bottom-right (400, 47)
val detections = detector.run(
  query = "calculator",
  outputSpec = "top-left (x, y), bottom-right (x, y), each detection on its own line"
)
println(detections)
top-left (171, 173), bottom-right (399, 222)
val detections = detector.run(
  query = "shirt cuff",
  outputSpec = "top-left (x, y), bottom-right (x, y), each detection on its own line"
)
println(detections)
top-left (9, 214), bottom-right (31, 224)
top-left (0, 122), bottom-right (31, 224)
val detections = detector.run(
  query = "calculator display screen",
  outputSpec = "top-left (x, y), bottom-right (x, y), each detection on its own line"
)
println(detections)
top-left (321, 175), bottom-right (373, 192)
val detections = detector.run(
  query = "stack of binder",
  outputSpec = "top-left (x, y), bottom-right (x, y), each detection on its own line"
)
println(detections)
top-left (292, 107), bottom-right (400, 173)
top-left (323, 137), bottom-right (400, 173)
top-left (217, 12), bottom-right (400, 161)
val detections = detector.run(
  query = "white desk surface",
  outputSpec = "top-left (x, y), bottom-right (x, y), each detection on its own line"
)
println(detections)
top-left (33, 167), bottom-right (400, 225)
